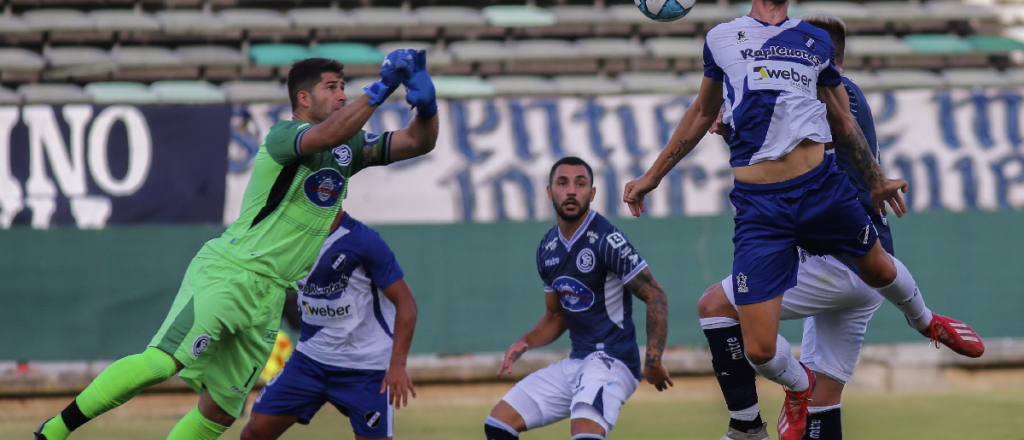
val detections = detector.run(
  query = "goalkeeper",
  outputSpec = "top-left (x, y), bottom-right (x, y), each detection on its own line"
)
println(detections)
top-left (35, 49), bottom-right (439, 440)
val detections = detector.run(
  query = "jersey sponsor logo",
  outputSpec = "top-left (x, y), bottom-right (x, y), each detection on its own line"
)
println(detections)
top-left (332, 145), bottom-right (352, 167)
top-left (364, 131), bottom-right (381, 145)
top-left (544, 257), bottom-right (560, 267)
top-left (301, 297), bottom-right (356, 321)
top-left (364, 411), bottom-right (382, 428)
top-left (553, 276), bottom-right (596, 312)
top-left (303, 168), bottom-right (345, 208)
top-left (748, 60), bottom-right (816, 95)
top-left (858, 223), bottom-right (874, 245)
top-left (263, 329), bottom-right (278, 344)
top-left (545, 237), bottom-right (558, 251)
top-left (576, 248), bottom-right (596, 273)
top-left (737, 30), bottom-right (747, 43)
top-left (620, 246), bottom-right (633, 259)
top-left (298, 276), bottom-right (350, 297)
top-left (331, 253), bottom-right (347, 271)
top-left (801, 34), bottom-right (815, 49)
top-left (192, 334), bottom-right (211, 358)
top-left (587, 231), bottom-right (599, 244)
top-left (629, 254), bottom-right (640, 266)
top-left (739, 45), bottom-right (823, 67)
top-left (606, 232), bottom-right (627, 249)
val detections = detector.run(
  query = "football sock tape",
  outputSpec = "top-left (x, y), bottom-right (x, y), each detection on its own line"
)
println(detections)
top-left (571, 434), bottom-right (605, 440)
top-left (804, 406), bottom-right (842, 440)
top-left (702, 323), bottom-right (759, 413)
top-left (484, 416), bottom-right (520, 439)
top-left (166, 407), bottom-right (229, 440)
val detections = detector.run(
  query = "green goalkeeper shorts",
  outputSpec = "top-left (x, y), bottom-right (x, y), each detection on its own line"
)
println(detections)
top-left (149, 256), bottom-right (285, 418)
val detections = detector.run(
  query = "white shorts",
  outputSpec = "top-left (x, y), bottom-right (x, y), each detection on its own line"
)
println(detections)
top-left (722, 253), bottom-right (884, 383)
top-left (501, 351), bottom-right (639, 434)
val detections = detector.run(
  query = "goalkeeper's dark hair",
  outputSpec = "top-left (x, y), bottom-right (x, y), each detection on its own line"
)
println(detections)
top-left (287, 58), bottom-right (345, 111)
top-left (801, 11), bottom-right (847, 66)
top-left (549, 156), bottom-right (594, 186)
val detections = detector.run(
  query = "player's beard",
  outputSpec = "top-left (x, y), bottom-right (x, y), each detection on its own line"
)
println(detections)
top-left (553, 196), bottom-right (589, 223)
top-left (310, 95), bottom-right (334, 124)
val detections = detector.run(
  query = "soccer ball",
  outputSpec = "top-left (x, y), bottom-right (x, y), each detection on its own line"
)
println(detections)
top-left (634, 0), bottom-right (696, 22)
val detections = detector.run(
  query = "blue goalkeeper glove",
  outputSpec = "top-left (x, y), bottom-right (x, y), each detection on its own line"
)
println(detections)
top-left (364, 49), bottom-right (414, 106)
top-left (402, 50), bottom-right (437, 119)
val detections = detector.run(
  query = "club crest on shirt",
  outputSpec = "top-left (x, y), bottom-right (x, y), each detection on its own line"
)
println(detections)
top-left (553, 276), bottom-right (595, 312)
top-left (332, 144), bottom-right (352, 166)
top-left (331, 253), bottom-right (347, 271)
top-left (303, 168), bottom-right (345, 207)
top-left (576, 248), bottom-right (596, 273)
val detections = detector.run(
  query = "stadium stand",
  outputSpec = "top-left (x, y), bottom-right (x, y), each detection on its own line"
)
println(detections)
top-left (0, 0), bottom-right (1022, 101)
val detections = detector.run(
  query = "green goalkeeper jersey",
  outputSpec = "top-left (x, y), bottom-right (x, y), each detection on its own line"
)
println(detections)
top-left (198, 119), bottom-right (391, 288)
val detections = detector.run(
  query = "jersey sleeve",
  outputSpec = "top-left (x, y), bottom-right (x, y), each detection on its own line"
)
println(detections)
top-left (703, 40), bottom-right (725, 82)
top-left (359, 230), bottom-right (404, 290)
top-left (537, 241), bottom-right (554, 292)
top-left (343, 130), bottom-right (393, 177)
top-left (817, 44), bottom-right (842, 88)
top-left (264, 120), bottom-right (314, 165)
top-left (597, 229), bottom-right (648, 284)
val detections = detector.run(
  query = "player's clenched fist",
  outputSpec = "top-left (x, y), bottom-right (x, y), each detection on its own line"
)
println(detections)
top-left (623, 174), bottom-right (660, 217)
top-left (497, 340), bottom-right (529, 376)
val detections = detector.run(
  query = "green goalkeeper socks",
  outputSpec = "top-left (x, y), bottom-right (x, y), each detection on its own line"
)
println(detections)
top-left (166, 407), bottom-right (229, 440)
top-left (38, 347), bottom-right (178, 440)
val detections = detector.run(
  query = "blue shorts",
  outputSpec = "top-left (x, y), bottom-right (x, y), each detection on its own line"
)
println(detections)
top-left (251, 350), bottom-right (391, 438)
top-left (730, 154), bottom-right (877, 305)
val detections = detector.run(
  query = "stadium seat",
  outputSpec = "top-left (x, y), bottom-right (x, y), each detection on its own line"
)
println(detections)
top-left (873, 69), bottom-right (945, 89)
top-left (798, 2), bottom-right (870, 21)
top-left (0, 48), bottom-right (46, 72)
top-left (684, 5), bottom-right (743, 25)
top-left (509, 39), bottom-right (581, 60)
top-left (0, 87), bottom-right (21, 105)
top-left (156, 10), bottom-right (226, 34)
top-left (44, 47), bottom-right (116, 76)
top-left (840, 70), bottom-right (881, 91)
top-left (903, 34), bottom-right (974, 54)
top-left (414, 6), bottom-right (486, 27)
top-left (311, 42), bottom-right (384, 65)
top-left (969, 35), bottom-right (1024, 53)
top-left (219, 9), bottom-right (292, 32)
top-left (448, 40), bottom-right (511, 62)
top-left (221, 80), bottom-right (287, 103)
top-left (489, 75), bottom-right (557, 96)
top-left (618, 72), bottom-right (698, 94)
top-left (549, 6), bottom-right (612, 25)
top-left (89, 10), bottom-right (161, 33)
top-left (927, 2), bottom-right (999, 21)
top-left (942, 68), bottom-right (1009, 88)
top-left (865, 2), bottom-right (931, 24)
top-left (552, 75), bottom-right (623, 95)
top-left (1003, 68), bottom-right (1024, 87)
top-left (18, 83), bottom-right (93, 104)
top-left (575, 38), bottom-right (645, 59)
top-left (348, 8), bottom-right (419, 28)
top-left (111, 47), bottom-right (181, 68)
top-left (84, 81), bottom-right (159, 104)
top-left (288, 8), bottom-right (353, 29)
top-left (0, 16), bottom-right (32, 35)
top-left (606, 4), bottom-right (661, 25)
top-left (645, 37), bottom-right (704, 59)
top-left (432, 75), bottom-right (495, 98)
top-left (481, 5), bottom-right (555, 28)
top-left (22, 9), bottom-right (95, 32)
top-left (176, 45), bottom-right (246, 67)
top-left (150, 80), bottom-right (226, 104)
top-left (846, 36), bottom-right (914, 57)
top-left (249, 43), bottom-right (312, 66)
top-left (377, 41), bottom-right (453, 67)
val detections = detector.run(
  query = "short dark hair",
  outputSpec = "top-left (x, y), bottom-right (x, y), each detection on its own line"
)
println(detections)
top-left (549, 156), bottom-right (594, 185)
top-left (801, 11), bottom-right (847, 66)
top-left (287, 58), bottom-right (344, 111)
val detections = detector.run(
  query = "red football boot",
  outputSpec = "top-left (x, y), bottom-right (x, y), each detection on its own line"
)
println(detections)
top-left (778, 363), bottom-right (815, 440)
top-left (922, 313), bottom-right (985, 358)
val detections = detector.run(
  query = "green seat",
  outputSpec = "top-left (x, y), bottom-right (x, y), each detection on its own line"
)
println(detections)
top-left (151, 80), bottom-right (226, 104)
top-left (903, 34), bottom-right (973, 54)
top-left (249, 43), bottom-right (312, 66)
top-left (432, 76), bottom-right (494, 98)
top-left (84, 82), bottom-right (159, 104)
top-left (311, 42), bottom-right (384, 65)
top-left (481, 5), bottom-right (555, 27)
top-left (969, 36), bottom-right (1024, 53)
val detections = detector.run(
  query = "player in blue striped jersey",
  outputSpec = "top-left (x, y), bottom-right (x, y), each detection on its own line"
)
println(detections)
top-left (484, 157), bottom-right (671, 440)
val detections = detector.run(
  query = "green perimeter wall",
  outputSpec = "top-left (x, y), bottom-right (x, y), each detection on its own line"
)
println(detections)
top-left (2, 211), bottom-right (1022, 361)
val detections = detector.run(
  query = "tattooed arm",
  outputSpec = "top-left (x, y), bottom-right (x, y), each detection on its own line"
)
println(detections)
top-left (625, 267), bottom-right (674, 391)
top-left (624, 77), bottom-right (724, 217)
top-left (819, 84), bottom-right (909, 217)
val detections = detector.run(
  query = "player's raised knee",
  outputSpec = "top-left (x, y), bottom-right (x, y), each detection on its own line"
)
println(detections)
top-left (743, 341), bottom-right (776, 366)
top-left (858, 256), bottom-right (898, 288)
top-left (697, 283), bottom-right (735, 319)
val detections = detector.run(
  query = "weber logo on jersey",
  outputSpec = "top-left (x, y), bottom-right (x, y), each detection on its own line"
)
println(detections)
top-left (748, 60), bottom-right (816, 96)
top-left (301, 295), bottom-right (357, 322)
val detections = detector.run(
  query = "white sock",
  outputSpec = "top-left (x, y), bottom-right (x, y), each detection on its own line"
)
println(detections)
top-left (876, 256), bottom-right (933, 332)
top-left (700, 317), bottom-right (740, 330)
top-left (808, 403), bottom-right (842, 414)
top-left (748, 335), bottom-right (809, 392)
top-left (730, 404), bottom-right (761, 421)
